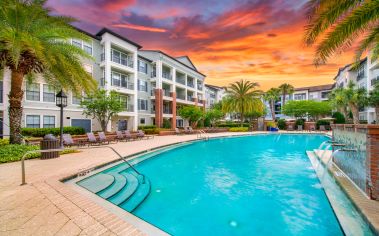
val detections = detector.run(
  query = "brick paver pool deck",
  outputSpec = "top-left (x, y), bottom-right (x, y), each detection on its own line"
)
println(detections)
top-left (0, 132), bottom-right (263, 236)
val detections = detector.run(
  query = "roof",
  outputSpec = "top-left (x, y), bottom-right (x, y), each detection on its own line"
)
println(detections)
top-left (205, 84), bottom-right (225, 91)
top-left (138, 55), bottom-right (153, 63)
top-left (96, 28), bottom-right (142, 49)
top-left (334, 64), bottom-right (352, 80)
top-left (71, 26), bottom-right (98, 39)
top-left (175, 56), bottom-right (198, 70)
top-left (140, 50), bottom-right (206, 77)
top-left (348, 57), bottom-right (367, 72)
top-left (295, 84), bottom-right (335, 92)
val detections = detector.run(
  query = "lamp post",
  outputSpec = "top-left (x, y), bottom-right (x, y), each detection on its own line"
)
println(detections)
top-left (56, 90), bottom-right (67, 148)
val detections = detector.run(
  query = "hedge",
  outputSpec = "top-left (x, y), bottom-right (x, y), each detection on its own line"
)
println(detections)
top-left (229, 127), bottom-right (249, 132)
top-left (316, 120), bottom-right (330, 130)
top-left (277, 119), bottom-right (286, 130)
top-left (217, 123), bottom-right (250, 128)
top-left (21, 127), bottom-right (85, 137)
top-left (138, 125), bottom-right (157, 130)
top-left (295, 119), bottom-right (305, 127)
top-left (0, 138), bottom-right (9, 146)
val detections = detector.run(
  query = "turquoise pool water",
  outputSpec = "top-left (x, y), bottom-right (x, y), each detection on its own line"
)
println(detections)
top-left (78, 134), bottom-right (347, 235)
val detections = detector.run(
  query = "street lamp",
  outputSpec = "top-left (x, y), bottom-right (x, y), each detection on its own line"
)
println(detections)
top-left (56, 90), bottom-right (67, 148)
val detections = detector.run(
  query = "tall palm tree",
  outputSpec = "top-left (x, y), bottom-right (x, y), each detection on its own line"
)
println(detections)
top-left (344, 82), bottom-right (368, 124)
top-left (278, 83), bottom-right (294, 109)
top-left (0, 0), bottom-right (97, 143)
top-left (263, 88), bottom-right (281, 121)
top-left (304, 0), bottom-right (379, 64)
top-left (368, 84), bottom-right (379, 124)
top-left (329, 87), bottom-right (349, 120)
top-left (222, 80), bottom-right (263, 126)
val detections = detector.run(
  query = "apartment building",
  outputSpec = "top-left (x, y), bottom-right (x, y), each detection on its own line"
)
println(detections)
top-left (0, 27), bottom-right (206, 137)
top-left (334, 57), bottom-right (378, 123)
top-left (204, 84), bottom-right (226, 109)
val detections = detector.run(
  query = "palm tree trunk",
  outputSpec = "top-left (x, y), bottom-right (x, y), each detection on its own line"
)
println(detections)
top-left (9, 70), bottom-right (24, 144)
top-left (375, 106), bottom-right (379, 124)
top-left (240, 113), bottom-right (244, 127)
top-left (350, 104), bottom-right (360, 124)
top-left (282, 92), bottom-right (286, 110)
top-left (271, 100), bottom-right (276, 120)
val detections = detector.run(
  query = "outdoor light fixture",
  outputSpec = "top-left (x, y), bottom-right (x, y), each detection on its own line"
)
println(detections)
top-left (56, 90), bottom-right (67, 148)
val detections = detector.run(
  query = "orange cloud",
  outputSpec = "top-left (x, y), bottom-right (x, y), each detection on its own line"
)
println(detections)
top-left (112, 23), bottom-right (167, 33)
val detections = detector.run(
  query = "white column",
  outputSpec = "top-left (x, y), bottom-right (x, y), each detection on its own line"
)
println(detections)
top-left (133, 51), bottom-right (138, 131)
top-left (172, 68), bottom-right (176, 92)
top-left (157, 60), bottom-right (163, 89)
top-left (2, 69), bottom-right (11, 136)
top-left (103, 41), bottom-right (112, 91)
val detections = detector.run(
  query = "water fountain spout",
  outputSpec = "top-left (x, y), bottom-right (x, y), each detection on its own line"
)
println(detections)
top-left (339, 148), bottom-right (358, 152)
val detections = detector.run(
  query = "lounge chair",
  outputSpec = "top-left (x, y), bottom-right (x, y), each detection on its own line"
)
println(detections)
top-left (287, 124), bottom-right (294, 131)
top-left (189, 127), bottom-right (195, 134)
top-left (297, 125), bottom-right (303, 131)
top-left (123, 130), bottom-right (134, 141)
top-left (309, 125), bottom-right (316, 132)
top-left (137, 130), bottom-right (154, 139)
top-left (98, 132), bottom-right (116, 144)
top-left (175, 128), bottom-right (184, 135)
top-left (86, 132), bottom-right (101, 146)
top-left (62, 134), bottom-right (82, 147)
top-left (115, 131), bottom-right (128, 142)
top-left (319, 125), bottom-right (326, 131)
top-left (184, 127), bottom-right (191, 134)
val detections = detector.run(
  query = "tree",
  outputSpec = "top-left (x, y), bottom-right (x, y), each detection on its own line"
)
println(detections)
top-left (263, 88), bottom-right (280, 120)
top-left (368, 84), bottom-right (379, 124)
top-left (0, 0), bottom-right (96, 143)
top-left (278, 83), bottom-right (294, 109)
top-left (205, 109), bottom-right (224, 127)
top-left (304, 0), bottom-right (379, 64)
top-left (344, 82), bottom-right (367, 124)
top-left (178, 106), bottom-right (204, 128)
top-left (282, 100), bottom-right (332, 120)
top-left (81, 90), bottom-right (123, 132)
top-left (329, 88), bottom-right (349, 121)
top-left (222, 80), bottom-right (264, 126)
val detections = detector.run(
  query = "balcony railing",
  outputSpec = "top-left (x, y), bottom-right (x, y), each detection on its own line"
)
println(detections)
top-left (210, 94), bottom-right (216, 99)
top-left (122, 104), bottom-right (134, 112)
top-left (112, 79), bottom-right (134, 90)
top-left (163, 108), bottom-right (172, 114)
top-left (151, 71), bottom-right (156, 78)
top-left (176, 77), bottom-right (186, 85)
top-left (111, 50), bottom-right (133, 68)
top-left (371, 76), bottom-right (379, 86)
top-left (162, 72), bottom-right (172, 80)
top-left (163, 90), bottom-right (171, 97)
top-left (187, 96), bottom-right (194, 102)
top-left (100, 53), bottom-right (105, 62)
top-left (197, 84), bottom-right (203, 90)
top-left (177, 95), bottom-right (186, 100)
top-left (188, 82), bottom-right (195, 88)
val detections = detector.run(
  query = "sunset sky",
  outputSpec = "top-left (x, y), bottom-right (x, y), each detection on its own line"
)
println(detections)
top-left (47, 0), bottom-right (355, 90)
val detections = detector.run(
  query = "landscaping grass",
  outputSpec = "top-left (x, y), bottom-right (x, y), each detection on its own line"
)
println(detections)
top-left (0, 144), bottom-right (79, 163)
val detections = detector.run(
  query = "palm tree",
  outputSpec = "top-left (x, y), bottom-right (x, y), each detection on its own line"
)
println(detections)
top-left (368, 84), bottom-right (379, 124)
top-left (278, 83), bottom-right (294, 109)
top-left (0, 0), bottom-right (97, 144)
top-left (344, 82), bottom-right (368, 124)
top-left (304, 0), bottom-right (379, 64)
top-left (222, 80), bottom-right (263, 126)
top-left (329, 87), bottom-right (349, 121)
top-left (263, 88), bottom-right (281, 121)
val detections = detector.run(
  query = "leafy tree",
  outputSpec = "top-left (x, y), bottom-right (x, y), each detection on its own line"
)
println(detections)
top-left (222, 80), bottom-right (263, 126)
top-left (368, 84), bottom-right (379, 124)
top-left (178, 106), bottom-right (204, 128)
top-left (282, 100), bottom-right (332, 120)
top-left (263, 88), bottom-right (280, 120)
top-left (332, 112), bottom-right (346, 124)
top-left (329, 88), bottom-right (349, 121)
top-left (81, 90), bottom-right (123, 132)
top-left (0, 0), bottom-right (96, 143)
top-left (205, 109), bottom-right (224, 127)
top-left (344, 82), bottom-right (367, 124)
top-left (304, 0), bottom-right (379, 64)
top-left (278, 83), bottom-right (294, 108)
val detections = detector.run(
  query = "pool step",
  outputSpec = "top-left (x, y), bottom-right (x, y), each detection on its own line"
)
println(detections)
top-left (119, 176), bottom-right (151, 212)
top-left (98, 173), bottom-right (127, 199)
top-left (108, 172), bottom-right (139, 205)
top-left (77, 173), bottom-right (115, 193)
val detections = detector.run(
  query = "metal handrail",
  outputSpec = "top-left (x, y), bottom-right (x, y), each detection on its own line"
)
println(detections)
top-left (197, 130), bottom-right (209, 140)
top-left (20, 145), bottom-right (146, 185)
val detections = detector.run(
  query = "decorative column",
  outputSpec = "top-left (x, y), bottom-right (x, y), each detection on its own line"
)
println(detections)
top-left (171, 92), bottom-right (176, 129)
top-left (367, 125), bottom-right (379, 200)
top-left (155, 89), bottom-right (163, 128)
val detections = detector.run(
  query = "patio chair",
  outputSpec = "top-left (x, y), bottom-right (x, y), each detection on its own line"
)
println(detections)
top-left (309, 124), bottom-right (316, 132)
top-left (136, 130), bottom-right (153, 139)
top-left (86, 132), bottom-right (101, 146)
top-left (175, 128), bottom-right (184, 135)
top-left (62, 134), bottom-right (82, 147)
top-left (115, 131), bottom-right (128, 142)
top-left (287, 124), bottom-right (294, 131)
top-left (184, 127), bottom-right (191, 134)
top-left (297, 125), bottom-right (303, 131)
top-left (188, 127), bottom-right (195, 134)
top-left (123, 130), bottom-right (134, 141)
top-left (319, 125), bottom-right (326, 131)
top-left (98, 132), bottom-right (115, 144)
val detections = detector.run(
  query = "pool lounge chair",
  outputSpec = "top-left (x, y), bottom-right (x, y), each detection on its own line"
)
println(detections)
top-left (297, 125), bottom-right (303, 131)
top-left (175, 128), bottom-right (184, 135)
top-left (137, 130), bottom-right (154, 140)
top-left (123, 130), bottom-right (134, 141)
top-left (184, 127), bottom-right (192, 134)
top-left (309, 124), bottom-right (316, 132)
top-left (62, 134), bottom-right (82, 147)
top-left (86, 132), bottom-right (102, 146)
top-left (319, 125), bottom-right (326, 132)
top-left (189, 127), bottom-right (195, 134)
top-left (287, 124), bottom-right (294, 131)
top-left (115, 131), bottom-right (128, 142)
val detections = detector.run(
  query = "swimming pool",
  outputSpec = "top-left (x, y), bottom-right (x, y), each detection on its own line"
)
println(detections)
top-left (75, 134), bottom-right (370, 235)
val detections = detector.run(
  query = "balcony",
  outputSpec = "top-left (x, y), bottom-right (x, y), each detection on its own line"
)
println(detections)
top-left (197, 83), bottom-right (203, 90)
top-left (111, 49), bottom-right (133, 68)
top-left (151, 71), bottom-right (156, 78)
top-left (163, 90), bottom-right (171, 97)
top-left (371, 76), bottom-right (379, 86)
top-left (210, 93), bottom-right (216, 99)
top-left (163, 107), bottom-right (172, 114)
top-left (188, 82), bottom-right (195, 88)
top-left (101, 53), bottom-right (105, 62)
top-left (122, 104), bottom-right (134, 112)
top-left (162, 72), bottom-right (172, 80)
top-left (177, 94), bottom-right (186, 100)
top-left (176, 77), bottom-right (186, 85)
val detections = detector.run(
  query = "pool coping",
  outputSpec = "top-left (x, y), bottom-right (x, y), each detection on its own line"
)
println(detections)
top-left (62, 132), bottom-right (331, 235)
top-left (311, 150), bottom-right (379, 235)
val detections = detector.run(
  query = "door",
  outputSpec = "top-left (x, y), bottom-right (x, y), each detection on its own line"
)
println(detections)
top-left (118, 120), bottom-right (128, 131)
top-left (71, 119), bottom-right (91, 133)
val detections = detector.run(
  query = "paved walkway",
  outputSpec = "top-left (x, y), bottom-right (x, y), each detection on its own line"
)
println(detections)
top-left (0, 132), bottom-right (256, 236)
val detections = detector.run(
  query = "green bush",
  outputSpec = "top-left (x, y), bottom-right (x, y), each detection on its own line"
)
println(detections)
top-left (277, 119), bottom-right (286, 130)
top-left (162, 119), bottom-right (171, 129)
top-left (138, 125), bottom-right (157, 130)
top-left (217, 122), bottom-right (250, 128)
top-left (332, 112), bottom-right (346, 124)
top-left (141, 128), bottom-right (159, 134)
top-left (295, 119), bottom-right (305, 127)
top-left (266, 121), bottom-right (277, 128)
top-left (0, 145), bottom-right (40, 163)
top-left (316, 120), bottom-right (330, 130)
top-left (229, 127), bottom-right (249, 132)
top-left (0, 138), bottom-right (9, 146)
top-left (21, 127), bottom-right (85, 137)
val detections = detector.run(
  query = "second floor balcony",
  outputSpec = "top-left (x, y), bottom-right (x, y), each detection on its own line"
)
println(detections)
top-left (177, 94), bottom-right (186, 100)
top-left (162, 71), bottom-right (172, 80)
top-left (111, 49), bottom-right (133, 68)
top-left (197, 83), bottom-right (203, 90)
top-left (371, 76), bottom-right (379, 86)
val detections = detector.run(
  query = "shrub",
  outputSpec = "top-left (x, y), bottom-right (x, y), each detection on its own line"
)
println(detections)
top-left (295, 119), bottom-right (305, 127)
top-left (332, 112), bottom-right (346, 124)
top-left (217, 122), bottom-right (250, 128)
top-left (229, 127), bottom-right (249, 132)
top-left (138, 125), bottom-right (157, 130)
top-left (141, 128), bottom-right (159, 135)
top-left (316, 120), bottom-right (330, 130)
top-left (266, 121), bottom-right (277, 128)
top-left (162, 119), bottom-right (171, 129)
top-left (0, 138), bottom-right (9, 146)
top-left (277, 119), bottom-right (286, 130)
top-left (21, 127), bottom-right (85, 137)
top-left (0, 145), bottom-right (40, 163)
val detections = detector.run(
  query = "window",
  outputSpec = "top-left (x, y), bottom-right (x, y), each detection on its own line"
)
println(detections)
top-left (43, 85), bottom-right (55, 102)
top-left (111, 72), bottom-right (121, 87)
top-left (294, 93), bottom-right (306, 100)
top-left (138, 80), bottom-right (148, 92)
top-left (43, 116), bottom-right (55, 128)
top-left (321, 91), bottom-right (330, 99)
top-left (138, 60), bottom-right (148, 74)
top-left (140, 118), bottom-right (145, 124)
top-left (138, 99), bottom-right (148, 111)
top-left (26, 115), bottom-right (40, 128)
top-left (176, 119), bottom-right (184, 128)
top-left (83, 44), bottom-right (92, 55)
top-left (119, 95), bottom-right (128, 111)
top-left (26, 83), bottom-right (40, 101)
top-left (72, 94), bottom-right (82, 105)
top-left (72, 39), bottom-right (82, 48)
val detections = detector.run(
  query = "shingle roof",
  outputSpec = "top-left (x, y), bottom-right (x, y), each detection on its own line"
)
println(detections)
top-left (295, 84), bottom-right (335, 92)
top-left (96, 28), bottom-right (142, 49)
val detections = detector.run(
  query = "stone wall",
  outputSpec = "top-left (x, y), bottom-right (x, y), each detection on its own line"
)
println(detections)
top-left (332, 124), bottom-right (379, 200)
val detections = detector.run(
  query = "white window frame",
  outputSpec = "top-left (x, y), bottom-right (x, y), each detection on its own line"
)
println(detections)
top-left (42, 84), bottom-right (55, 103)
top-left (43, 115), bottom-right (56, 128)
top-left (25, 83), bottom-right (41, 101)
top-left (25, 115), bottom-right (41, 128)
